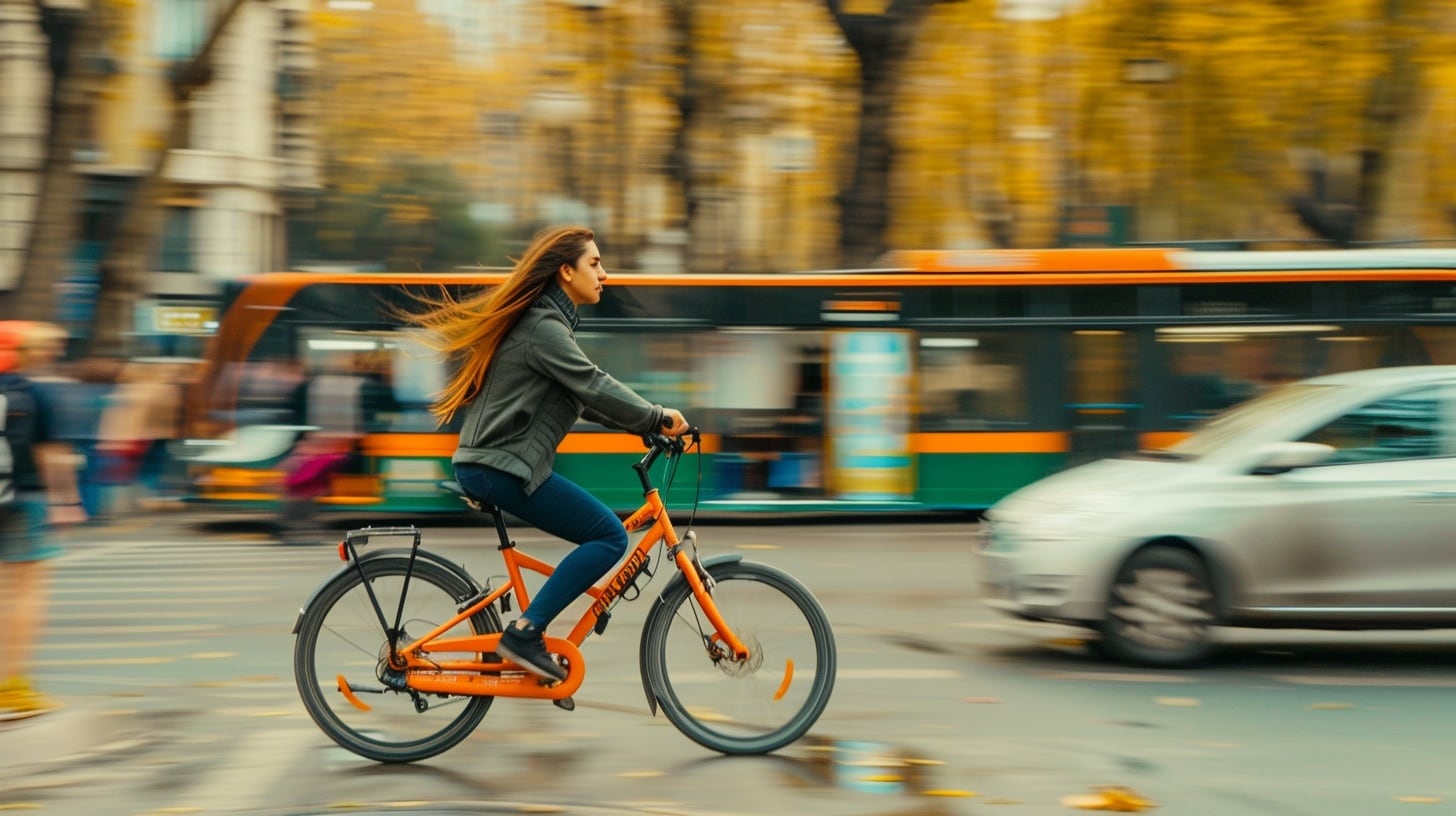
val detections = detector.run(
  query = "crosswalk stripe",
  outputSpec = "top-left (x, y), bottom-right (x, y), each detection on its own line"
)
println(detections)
top-left (50, 585), bottom-right (272, 594)
top-left (49, 597), bottom-right (261, 606)
top-left (35, 656), bottom-right (176, 666)
top-left (45, 610), bottom-right (230, 621)
top-left (37, 640), bottom-right (203, 650)
top-left (42, 624), bottom-right (218, 634)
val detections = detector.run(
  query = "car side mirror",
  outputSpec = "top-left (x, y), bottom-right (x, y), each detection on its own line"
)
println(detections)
top-left (1250, 441), bottom-right (1336, 475)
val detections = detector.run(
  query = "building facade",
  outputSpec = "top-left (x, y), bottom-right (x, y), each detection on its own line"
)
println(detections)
top-left (0, 0), bottom-right (317, 348)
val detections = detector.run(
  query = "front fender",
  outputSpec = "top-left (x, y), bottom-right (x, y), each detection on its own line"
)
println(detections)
top-left (637, 554), bottom-right (744, 716)
top-left (290, 547), bottom-right (480, 634)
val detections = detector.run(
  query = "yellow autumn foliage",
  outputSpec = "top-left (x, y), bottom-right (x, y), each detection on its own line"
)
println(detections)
top-left (302, 0), bottom-right (1456, 261)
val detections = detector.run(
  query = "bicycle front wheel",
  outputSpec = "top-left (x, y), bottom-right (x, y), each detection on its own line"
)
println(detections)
top-left (293, 555), bottom-right (501, 763)
top-left (641, 560), bottom-right (836, 755)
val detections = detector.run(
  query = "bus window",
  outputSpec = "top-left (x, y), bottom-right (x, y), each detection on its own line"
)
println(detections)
top-left (575, 331), bottom-right (703, 420)
top-left (918, 332), bottom-right (1029, 430)
top-left (385, 332), bottom-right (451, 432)
top-left (1157, 325), bottom-right (1342, 426)
top-left (297, 330), bottom-right (443, 433)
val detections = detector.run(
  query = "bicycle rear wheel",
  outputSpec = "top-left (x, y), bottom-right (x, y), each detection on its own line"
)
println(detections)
top-left (641, 560), bottom-right (835, 755)
top-left (293, 555), bottom-right (501, 763)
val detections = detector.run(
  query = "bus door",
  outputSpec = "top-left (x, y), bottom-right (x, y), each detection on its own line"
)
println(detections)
top-left (1066, 329), bottom-right (1139, 466)
top-left (824, 330), bottom-right (915, 500)
top-left (703, 330), bottom-right (826, 499)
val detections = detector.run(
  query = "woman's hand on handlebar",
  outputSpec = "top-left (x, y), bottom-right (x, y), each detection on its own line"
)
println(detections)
top-left (660, 408), bottom-right (690, 436)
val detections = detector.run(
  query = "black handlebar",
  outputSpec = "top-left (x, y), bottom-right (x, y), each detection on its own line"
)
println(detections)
top-left (634, 427), bottom-right (700, 491)
top-left (642, 427), bottom-right (697, 455)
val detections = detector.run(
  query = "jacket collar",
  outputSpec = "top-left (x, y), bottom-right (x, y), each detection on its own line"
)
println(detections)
top-left (539, 284), bottom-right (580, 330)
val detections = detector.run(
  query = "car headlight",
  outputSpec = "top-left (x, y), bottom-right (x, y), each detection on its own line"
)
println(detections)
top-left (1010, 496), bottom-right (1130, 544)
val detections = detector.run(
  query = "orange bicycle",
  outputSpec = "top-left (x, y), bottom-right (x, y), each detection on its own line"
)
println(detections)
top-left (292, 430), bottom-right (836, 762)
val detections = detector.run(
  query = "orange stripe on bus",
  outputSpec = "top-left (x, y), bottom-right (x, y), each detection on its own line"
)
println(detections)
top-left (912, 432), bottom-right (1069, 454)
top-left (1139, 431), bottom-right (1190, 450)
top-left (824, 300), bottom-right (898, 312)
top-left (559, 433), bottom-right (724, 454)
top-left (361, 434), bottom-right (457, 457)
top-left (892, 248), bottom-right (1181, 273)
top-left (359, 432), bottom-right (725, 457)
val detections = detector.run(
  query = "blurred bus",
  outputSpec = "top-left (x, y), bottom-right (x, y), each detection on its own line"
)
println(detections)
top-left (181, 247), bottom-right (1456, 515)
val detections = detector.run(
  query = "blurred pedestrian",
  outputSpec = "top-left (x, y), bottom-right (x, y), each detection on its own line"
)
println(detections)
top-left (0, 321), bottom-right (83, 717)
top-left (60, 358), bottom-right (125, 521)
top-left (96, 360), bottom-right (185, 513)
top-left (276, 352), bottom-right (371, 545)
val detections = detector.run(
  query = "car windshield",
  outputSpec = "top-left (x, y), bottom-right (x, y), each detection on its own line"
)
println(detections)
top-left (1167, 383), bottom-right (1339, 458)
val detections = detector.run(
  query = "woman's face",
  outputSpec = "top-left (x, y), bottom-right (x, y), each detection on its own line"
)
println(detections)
top-left (559, 239), bottom-right (606, 306)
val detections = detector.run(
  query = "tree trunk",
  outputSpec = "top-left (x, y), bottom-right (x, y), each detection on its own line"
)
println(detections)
top-left (13, 5), bottom-right (103, 327)
top-left (665, 0), bottom-right (704, 272)
top-left (827, 0), bottom-right (935, 268)
top-left (1290, 0), bottom-right (1425, 246)
top-left (86, 0), bottom-right (251, 354)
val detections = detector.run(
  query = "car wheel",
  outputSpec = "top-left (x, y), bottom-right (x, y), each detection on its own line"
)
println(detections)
top-left (1099, 546), bottom-right (1218, 668)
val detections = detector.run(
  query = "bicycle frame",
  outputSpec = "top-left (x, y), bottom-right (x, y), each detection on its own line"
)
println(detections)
top-left (348, 440), bottom-right (749, 705)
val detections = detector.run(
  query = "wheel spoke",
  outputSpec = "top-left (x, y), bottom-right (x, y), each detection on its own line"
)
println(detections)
top-left (294, 558), bottom-right (500, 763)
top-left (643, 562), bottom-right (835, 755)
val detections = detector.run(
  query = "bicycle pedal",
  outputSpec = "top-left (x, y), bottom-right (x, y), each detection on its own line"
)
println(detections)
top-left (552, 696), bottom-right (576, 712)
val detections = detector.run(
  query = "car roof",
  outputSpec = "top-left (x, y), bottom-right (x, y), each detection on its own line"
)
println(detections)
top-left (1303, 365), bottom-right (1456, 387)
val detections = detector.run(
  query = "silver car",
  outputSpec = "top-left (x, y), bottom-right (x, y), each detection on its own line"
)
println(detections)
top-left (977, 365), bottom-right (1456, 667)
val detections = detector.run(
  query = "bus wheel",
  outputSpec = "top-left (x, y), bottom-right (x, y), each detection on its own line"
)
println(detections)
top-left (1098, 546), bottom-right (1218, 668)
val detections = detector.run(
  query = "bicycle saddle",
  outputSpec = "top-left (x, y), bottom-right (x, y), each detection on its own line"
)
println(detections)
top-left (439, 480), bottom-right (495, 513)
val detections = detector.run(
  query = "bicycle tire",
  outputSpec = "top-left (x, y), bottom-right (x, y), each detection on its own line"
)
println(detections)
top-left (293, 555), bottom-right (502, 763)
top-left (640, 560), bottom-right (836, 755)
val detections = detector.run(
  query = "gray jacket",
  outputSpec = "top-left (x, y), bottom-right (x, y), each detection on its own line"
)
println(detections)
top-left (452, 285), bottom-right (664, 494)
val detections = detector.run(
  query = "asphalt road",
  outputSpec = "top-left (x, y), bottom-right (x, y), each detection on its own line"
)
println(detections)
top-left (5, 510), bottom-right (1456, 815)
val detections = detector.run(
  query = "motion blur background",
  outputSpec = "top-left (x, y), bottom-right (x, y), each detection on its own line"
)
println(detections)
top-left (6, 0), bottom-right (1456, 355)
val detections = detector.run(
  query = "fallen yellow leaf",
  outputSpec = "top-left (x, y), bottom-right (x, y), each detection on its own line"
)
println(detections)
top-left (1154, 696), bottom-right (1200, 707)
top-left (1061, 785), bottom-right (1157, 812)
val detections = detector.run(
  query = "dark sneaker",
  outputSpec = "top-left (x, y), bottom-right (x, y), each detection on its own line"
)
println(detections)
top-left (497, 621), bottom-right (567, 682)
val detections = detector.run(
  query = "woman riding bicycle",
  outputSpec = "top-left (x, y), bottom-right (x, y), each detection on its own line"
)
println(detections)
top-left (407, 225), bottom-right (690, 681)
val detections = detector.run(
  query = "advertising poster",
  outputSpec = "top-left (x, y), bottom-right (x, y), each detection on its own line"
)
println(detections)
top-left (827, 331), bottom-right (914, 500)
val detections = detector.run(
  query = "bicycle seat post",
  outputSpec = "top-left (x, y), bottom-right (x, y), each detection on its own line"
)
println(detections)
top-left (488, 505), bottom-right (514, 552)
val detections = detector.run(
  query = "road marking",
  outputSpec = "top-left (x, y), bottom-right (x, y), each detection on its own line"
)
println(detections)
top-left (37, 640), bottom-right (202, 651)
top-left (1041, 671), bottom-right (1195, 683)
top-left (42, 624), bottom-right (217, 634)
top-left (50, 585), bottom-right (270, 594)
top-left (1274, 674), bottom-right (1456, 688)
top-left (35, 656), bottom-right (175, 666)
top-left (838, 668), bottom-right (962, 680)
top-left (49, 597), bottom-right (257, 606)
top-left (44, 611), bottom-right (229, 621)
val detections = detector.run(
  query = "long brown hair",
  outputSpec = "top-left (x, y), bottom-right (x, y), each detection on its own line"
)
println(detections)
top-left (404, 226), bottom-right (595, 425)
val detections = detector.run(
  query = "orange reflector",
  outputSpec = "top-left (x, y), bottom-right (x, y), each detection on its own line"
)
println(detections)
top-left (774, 659), bottom-right (795, 701)
top-left (337, 541), bottom-right (347, 562)
top-left (337, 675), bottom-right (372, 712)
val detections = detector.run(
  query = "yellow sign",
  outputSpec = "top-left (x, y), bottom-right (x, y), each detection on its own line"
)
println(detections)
top-left (152, 306), bottom-right (217, 334)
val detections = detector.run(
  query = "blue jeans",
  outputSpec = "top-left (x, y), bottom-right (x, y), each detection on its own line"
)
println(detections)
top-left (453, 464), bottom-right (627, 627)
